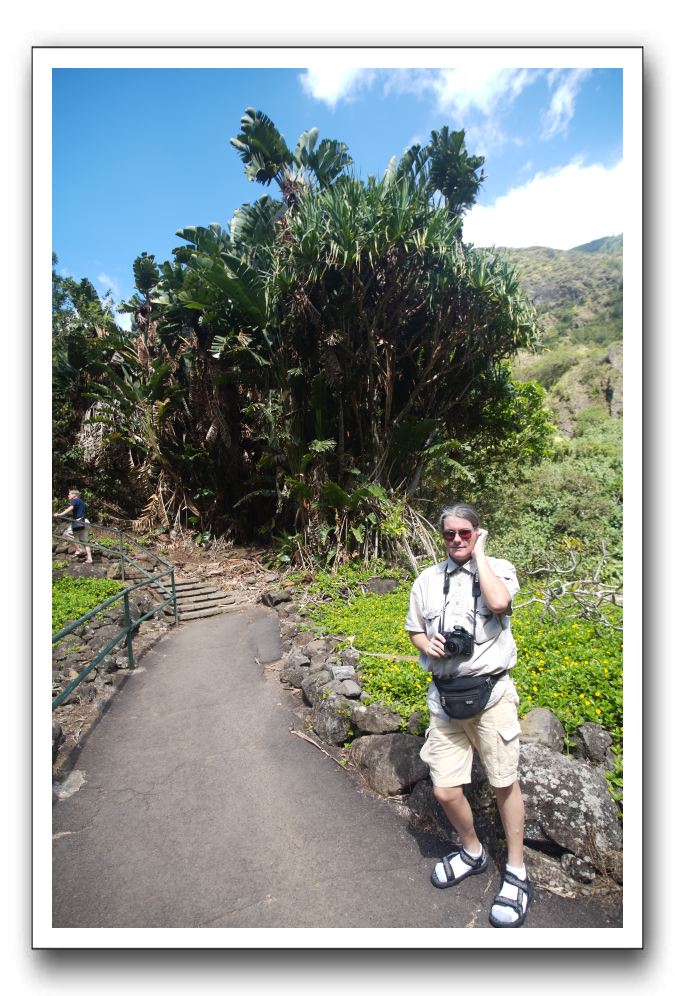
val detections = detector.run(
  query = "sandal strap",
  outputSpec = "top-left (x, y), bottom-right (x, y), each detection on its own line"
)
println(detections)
top-left (491, 894), bottom-right (522, 913)
top-left (502, 869), bottom-right (529, 889)
top-left (458, 847), bottom-right (484, 869)
top-left (492, 871), bottom-right (530, 916)
top-left (441, 847), bottom-right (483, 881)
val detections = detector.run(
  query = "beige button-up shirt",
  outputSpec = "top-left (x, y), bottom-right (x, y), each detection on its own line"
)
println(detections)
top-left (405, 555), bottom-right (520, 717)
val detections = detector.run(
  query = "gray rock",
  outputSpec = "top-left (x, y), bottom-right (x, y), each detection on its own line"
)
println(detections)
top-left (92, 623), bottom-right (122, 649)
top-left (300, 669), bottom-right (332, 706)
top-left (519, 742), bottom-right (622, 858)
top-left (520, 707), bottom-right (566, 752)
top-left (560, 852), bottom-right (596, 883)
top-left (310, 695), bottom-right (353, 745)
top-left (575, 722), bottom-right (614, 764)
top-left (523, 847), bottom-right (578, 898)
top-left (406, 779), bottom-right (460, 843)
top-left (308, 657), bottom-right (333, 674)
top-left (275, 602), bottom-right (297, 617)
top-left (362, 578), bottom-right (399, 595)
top-left (351, 703), bottom-right (402, 734)
top-left (260, 590), bottom-right (292, 606)
top-left (74, 683), bottom-right (97, 704)
top-left (341, 680), bottom-right (362, 699)
top-left (284, 646), bottom-right (311, 668)
top-left (294, 631), bottom-right (318, 647)
top-left (321, 679), bottom-right (350, 697)
top-left (331, 664), bottom-right (356, 680)
top-left (350, 733), bottom-right (428, 796)
top-left (340, 648), bottom-right (361, 667)
top-left (280, 664), bottom-right (307, 689)
top-left (304, 638), bottom-right (333, 659)
top-left (52, 719), bottom-right (64, 761)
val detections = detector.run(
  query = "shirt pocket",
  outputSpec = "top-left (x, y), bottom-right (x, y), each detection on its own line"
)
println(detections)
top-left (474, 599), bottom-right (501, 642)
top-left (422, 609), bottom-right (441, 639)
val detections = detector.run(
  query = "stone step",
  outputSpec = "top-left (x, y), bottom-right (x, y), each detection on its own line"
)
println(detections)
top-left (173, 605), bottom-right (241, 621)
top-left (163, 584), bottom-right (232, 597)
top-left (149, 575), bottom-right (243, 622)
top-left (174, 585), bottom-right (223, 595)
top-left (163, 596), bottom-right (238, 616)
top-left (175, 591), bottom-right (235, 604)
top-left (169, 597), bottom-right (235, 612)
top-left (150, 582), bottom-right (227, 597)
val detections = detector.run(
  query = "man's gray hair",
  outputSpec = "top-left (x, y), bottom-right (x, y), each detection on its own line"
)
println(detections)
top-left (437, 503), bottom-right (480, 532)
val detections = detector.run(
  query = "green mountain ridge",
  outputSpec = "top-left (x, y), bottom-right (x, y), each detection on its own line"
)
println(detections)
top-left (499, 235), bottom-right (623, 435)
top-left (571, 233), bottom-right (623, 255)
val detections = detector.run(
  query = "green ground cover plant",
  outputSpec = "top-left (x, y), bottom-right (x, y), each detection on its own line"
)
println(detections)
top-left (89, 533), bottom-right (149, 551)
top-left (52, 576), bottom-right (125, 635)
top-left (308, 571), bottom-right (623, 801)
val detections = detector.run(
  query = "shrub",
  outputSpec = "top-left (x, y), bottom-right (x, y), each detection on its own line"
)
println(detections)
top-left (52, 576), bottom-right (125, 635)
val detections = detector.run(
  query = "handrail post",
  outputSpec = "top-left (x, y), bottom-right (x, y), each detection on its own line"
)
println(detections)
top-left (118, 528), bottom-right (126, 582)
top-left (171, 568), bottom-right (178, 624)
top-left (123, 590), bottom-right (136, 669)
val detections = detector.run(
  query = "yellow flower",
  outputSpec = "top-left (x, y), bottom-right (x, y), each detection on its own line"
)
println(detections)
top-left (595, 691), bottom-right (601, 697)
top-left (579, 693), bottom-right (585, 699)
top-left (595, 708), bottom-right (601, 715)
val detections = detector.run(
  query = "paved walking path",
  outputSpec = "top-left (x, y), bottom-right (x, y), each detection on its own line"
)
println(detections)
top-left (52, 605), bottom-right (620, 931)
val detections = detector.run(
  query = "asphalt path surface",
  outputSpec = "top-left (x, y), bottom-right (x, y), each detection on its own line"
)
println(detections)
top-left (52, 605), bottom-right (621, 931)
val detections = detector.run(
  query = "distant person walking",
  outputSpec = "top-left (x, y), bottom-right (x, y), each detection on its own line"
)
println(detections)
top-left (55, 488), bottom-right (93, 563)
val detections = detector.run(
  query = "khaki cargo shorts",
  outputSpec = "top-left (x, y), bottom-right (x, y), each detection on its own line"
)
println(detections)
top-left (420, 682), bottom-right (521, 788)
top-left (64, 524), bottom-right (89, 544)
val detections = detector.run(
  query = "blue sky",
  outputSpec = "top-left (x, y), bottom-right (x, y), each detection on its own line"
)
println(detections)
top-left (52, 64), bottom-right (624, 322)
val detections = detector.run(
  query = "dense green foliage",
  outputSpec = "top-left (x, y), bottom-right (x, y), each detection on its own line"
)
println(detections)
top-left (52, 576), bottom-right (124, 635)
top-left (53, 111), bottom-right (555, 552)
top-left (489, 408), bottom-right (622, 579)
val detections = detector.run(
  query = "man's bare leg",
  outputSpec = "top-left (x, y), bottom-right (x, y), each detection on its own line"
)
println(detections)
top-left (493, 781), bottom-right (525, 867)
top-left (491, 780), bottom-right (529, 924)
top-left (431, 785), bottom-right (485, 884)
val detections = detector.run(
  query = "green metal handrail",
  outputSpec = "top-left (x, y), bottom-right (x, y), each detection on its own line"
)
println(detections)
top-left (52, 521), bottom-right (179, 710)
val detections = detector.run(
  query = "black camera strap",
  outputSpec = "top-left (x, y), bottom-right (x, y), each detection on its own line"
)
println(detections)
top-left (440, 564), bottom-right (479, 640)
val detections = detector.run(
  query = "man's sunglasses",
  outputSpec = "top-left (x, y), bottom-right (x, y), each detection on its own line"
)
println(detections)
top-left (442, 528), bottom-right (474, 540)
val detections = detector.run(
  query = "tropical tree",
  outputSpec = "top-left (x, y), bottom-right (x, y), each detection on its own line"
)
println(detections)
top-left (83, 110), bottom-right (551, 559)
top-left (165, 113), bottom-right (546, 553)
top-left (52, 253), bottom-right (121, 494)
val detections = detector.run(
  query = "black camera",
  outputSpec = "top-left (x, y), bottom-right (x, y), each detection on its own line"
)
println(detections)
top-left (442, 625), bottom-right (474, 658)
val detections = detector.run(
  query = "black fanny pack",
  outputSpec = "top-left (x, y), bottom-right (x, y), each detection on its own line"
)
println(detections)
top-left (72, 517), bottom-right (86, 531)
top-left (433, 670), bottom-right (506, 720)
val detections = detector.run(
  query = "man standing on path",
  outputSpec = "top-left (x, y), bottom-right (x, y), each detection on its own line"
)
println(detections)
top-left (405, 502), bottom-right (532, 927)
top-left (55, 488), bottom-right (93, 563)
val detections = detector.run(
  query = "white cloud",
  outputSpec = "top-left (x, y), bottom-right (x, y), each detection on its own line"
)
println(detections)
top-left (431, 67), bottom-right (541, 117)
top-left (462, 158), bottom-right (624, 250)
top-left (116, 311), bottom-right (132, 332)
top-left (542, 69), bottom-right (591, 139)
top-left (299, 67), bottom-right (375, 108)
top-left (97, 272), bottom-right (120, 297)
